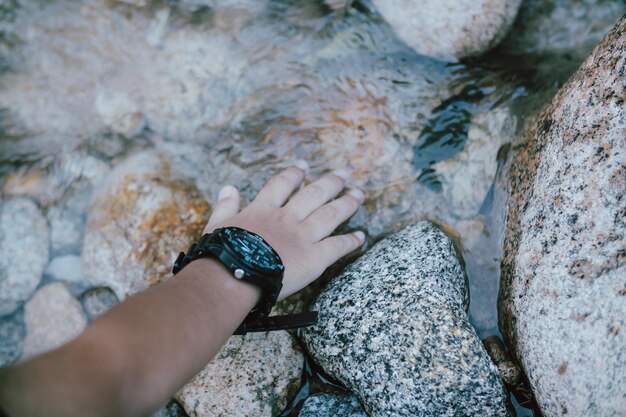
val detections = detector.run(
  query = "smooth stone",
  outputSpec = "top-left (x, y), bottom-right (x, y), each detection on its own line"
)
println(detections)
top-left (44, 255), bottom-right (85, 286)
top-left (81, 151), bottom-right (211, 300)
top-left (0, 309), bottom-right (25, 368)
top-left (434, 107), bottom-right (517, 219)
top-left (302, 221), bottom-right (508, 417)
top-left (79, 287), bottom-right (119, 322)
top-left (175, 331), bottom-right (303, 417)
top-left (298, 394), bottom-right (367, 417)
top-left (371, 0), bottom-right (522, 61)
top-left (151, 400), bottom-right (188, 417)
top-left (500, 16), bottom-right (626, 417)
top-left (22, 282), bottom-right (87, 359)
top-left (0, 197), bottom-right (50, 317)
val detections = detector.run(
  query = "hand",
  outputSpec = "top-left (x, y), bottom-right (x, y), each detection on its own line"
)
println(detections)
top-left (203, 163), bottom-right (365, 299)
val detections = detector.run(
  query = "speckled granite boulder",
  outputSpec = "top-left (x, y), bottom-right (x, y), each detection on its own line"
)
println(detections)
top-left (81, 151), bottom-right (211, 300)
top-left (302, 221), bottom-right (508, 417)
top-left (0, 309), bottom-right (25, 368)
top-left (371, 0), bottom-right (522, 61)
top-left (298, 394), bottom-right (367, 417)
top-left (500, 17), bottom-right (626, 417)
top-left (175, 331), bottom-right (303, 417)
top-left (0, 198), bottom-right (50, 317)
top-left (22, 282), bottom-right (87, 359)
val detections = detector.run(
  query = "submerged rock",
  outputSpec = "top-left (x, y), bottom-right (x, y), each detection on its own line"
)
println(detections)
top-left (81, 151), bottom-right (211, 300)
top-left (434, 107), bottom-right (517, 219)
top-left (302, 221), bottom-right (508, 417)
top-left (22, 282), bottom-right (87, 359)
top-left (298, 394), bottom-right (367, 417)
top-left (44, 255), bottom-right (85, 287)
top-left (0, 309), bottom-right (25, 368)
top-left (500, 16), bottom-right (626, 417)
top-left (371, 0), bottom-right (522, 61)
top-left (0, 197), bottom-right (49, 317)
top-left (79, 287), bottom-right (119, 322)
top-left (175, 331), bottom-right (303, 417)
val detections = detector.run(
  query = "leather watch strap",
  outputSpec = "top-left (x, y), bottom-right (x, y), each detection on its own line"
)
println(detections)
top-left (234, 311), bottom-right (319, 335)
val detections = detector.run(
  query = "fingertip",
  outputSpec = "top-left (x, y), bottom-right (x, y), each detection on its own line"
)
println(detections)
top-left (353, 230), bottom-right (365, 244)
top-left (292, 159), bottom-right (309, 173)
top-left (217, 185), bottom-right (238, 202)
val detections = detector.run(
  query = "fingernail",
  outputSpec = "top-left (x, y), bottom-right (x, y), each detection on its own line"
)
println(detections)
top-left (354, 231), bottom-right (365, 243)
top-left (331, 169), bottom-right (349, 181)
top-left (218, 185), bottom-right (235, 201)
top-left (347, 188), bottom-right (365, 202)
top-left (292, 159), bottom-right (309, 173)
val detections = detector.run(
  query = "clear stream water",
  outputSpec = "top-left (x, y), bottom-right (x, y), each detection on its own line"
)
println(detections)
top-left (0, 0), bottom-right (623, 416)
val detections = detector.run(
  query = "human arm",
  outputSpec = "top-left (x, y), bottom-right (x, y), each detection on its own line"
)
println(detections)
top-left (0, 165), bottom-right (365, 417)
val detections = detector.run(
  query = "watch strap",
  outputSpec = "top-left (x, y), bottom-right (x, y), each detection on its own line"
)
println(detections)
top-left (233, 311), bottom-right (319, 335)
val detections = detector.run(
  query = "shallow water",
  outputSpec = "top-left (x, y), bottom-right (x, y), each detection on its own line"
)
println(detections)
top-left (0, 0), bottom-right (623, 416)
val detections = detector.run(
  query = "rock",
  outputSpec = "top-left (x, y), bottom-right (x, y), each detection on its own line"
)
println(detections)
top-left (175, 331), bottom-right (303, 417)
top-left (151, 400), bottom-right (188, 417)
top-left (302, 221), bottom-right (508, 417)
top-left (371, 0), bottom-right (522, 61)
top-left (501, 0), bottom-right (626, 55)
top-left (0, 197), bottom-right (50, 317)
top-left (500, 17), bottom-right (626, 417)
top-left (79, 287), bottom-right (119, 322)
top-left (298, 394), bottom-right (367, 417)
top-left (95, 89), bottom-right (145, 137)
top-left (434, 107), bottom-right (517, 219)
top-left (22, 282), bottom-right (87, 359)
top-left (0, 309), bottom-right (25, 368)
top-left (81, 151), bottom-right (211, 300)
top-left (44, 255), bottom-right (85, 286)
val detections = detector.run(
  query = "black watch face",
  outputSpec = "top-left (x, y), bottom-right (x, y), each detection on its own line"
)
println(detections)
top-left (223, 228), bottom-right (284, 273)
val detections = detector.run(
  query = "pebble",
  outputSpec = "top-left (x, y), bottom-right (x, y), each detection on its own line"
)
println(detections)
top-left (0, 197), bottom-right (50, 317)
top-left (79, 287), bottom-right (119, 322)
top-left (22, 282), bottom-right (88, 359)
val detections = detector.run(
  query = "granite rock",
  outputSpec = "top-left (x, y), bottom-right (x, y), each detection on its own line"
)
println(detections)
top-left (298, 394), bottom-right (367, 417)
top-left (0, 197), bottom-right (50, 317)
top-left (79, 287), bottom-right (119, 322)
top-left (302, 221), bottom-right (508, 417)
top-left (0, 309), bottom-right (25, 368)
top-left (22, 282), bottom-right (87, 359)
top-left (500, 16), bottom-right (626, 417)
top-left (175, 331), bottom-right (303, 417)
top-left (81, 151), bottom-right (211, 300)
top-left (371, 0), bottom-right (522, 61)
top-left (151, 400), bottom-right (189, 417)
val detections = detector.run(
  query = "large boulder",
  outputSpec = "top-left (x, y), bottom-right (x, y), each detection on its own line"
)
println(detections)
top-left (371, 0), bottom-right (522, 61)
top-left (499, 16), bottom-right (626, 417)
top-left (175, 331), bottom-right (303, 417)
top-left (302, 221), bottom-right (508, 417)
top-left (0, 197), bottom-right (50, 317)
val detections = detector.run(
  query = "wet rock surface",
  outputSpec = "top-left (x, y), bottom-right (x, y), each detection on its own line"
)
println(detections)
top-left (500, 16), bottom-right (626, 417)
top-left (371, 0), bottom-right (522, 61)
top-left (175, 331), bottom-right (303, 417)
top-left (81, 151), bottom-right (211, 300)
top-left (0, 309), bottom-right (25, 368)
top-left (298, 394), bottom-right (367, 417)
top-left (22, 282), bottom-right (87, 359)
top-left (302, 221), bottom-right (508, 417)
top-left (79, 287), bottom-right (119, 322)
top-left (0, 197), bottom-right (50, 317)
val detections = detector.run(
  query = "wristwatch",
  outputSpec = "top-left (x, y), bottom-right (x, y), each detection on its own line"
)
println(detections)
top-left (172, 227), bottom-right (318, 335)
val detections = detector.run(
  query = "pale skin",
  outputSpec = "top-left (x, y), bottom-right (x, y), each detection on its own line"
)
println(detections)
top-left (0, 165), bottom-right (365, 417)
